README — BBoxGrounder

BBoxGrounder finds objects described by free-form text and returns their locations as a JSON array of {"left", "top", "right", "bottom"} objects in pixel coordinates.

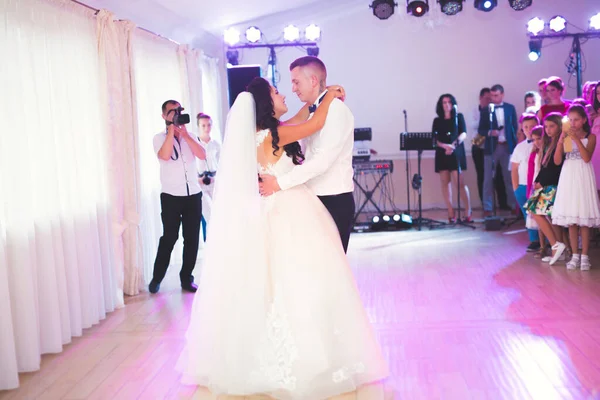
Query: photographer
[
  {"left": 150, "top": 100, "right": 206, "bottom": 294},
  {"left": 196, "top": 113, "right": 220, "bottom": 243}
]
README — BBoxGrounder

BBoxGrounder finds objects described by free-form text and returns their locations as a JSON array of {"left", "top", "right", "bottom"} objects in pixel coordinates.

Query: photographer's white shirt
[{"left": 153, "top": 131, "right": 202, "bottom": 197}]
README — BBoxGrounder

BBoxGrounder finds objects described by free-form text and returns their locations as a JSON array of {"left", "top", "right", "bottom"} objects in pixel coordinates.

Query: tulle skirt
[
  {"left": 177, "top": 184, "right": 389, "bottom": 399},
  {"left": 552, "top": 158, "right": 600, "bottom": 227}
]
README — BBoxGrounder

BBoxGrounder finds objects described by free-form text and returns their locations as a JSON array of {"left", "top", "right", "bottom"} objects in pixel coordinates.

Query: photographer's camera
[
  {"left": 169, "top": 106, "right": 190, "bottom": 126},
  {"left": 199, "top": 171, "right": 215, "bottom": 185}
]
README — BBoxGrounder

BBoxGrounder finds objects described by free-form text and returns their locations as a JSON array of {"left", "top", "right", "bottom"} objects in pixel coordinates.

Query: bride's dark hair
[{"left": 246, "top": 77, "right": 304, "bottom": 165}]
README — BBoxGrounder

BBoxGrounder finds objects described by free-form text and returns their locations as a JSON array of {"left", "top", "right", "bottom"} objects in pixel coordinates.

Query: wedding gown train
[{"left": 177, "top": 129, "right": 389, "bottom": 399}]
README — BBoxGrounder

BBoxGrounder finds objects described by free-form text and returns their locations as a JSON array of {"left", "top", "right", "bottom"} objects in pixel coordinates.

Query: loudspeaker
[
  {"left": 484, "top": 216, "right": 504, "bottom": 231},
  {"left": 227, "top": 65, "right": 261, "bottom": 107}
]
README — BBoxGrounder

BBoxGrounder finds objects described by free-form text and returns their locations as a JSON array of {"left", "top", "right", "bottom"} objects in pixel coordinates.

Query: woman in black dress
[{"left": 433, "top": 94, "right": 472, "bottom": 222}]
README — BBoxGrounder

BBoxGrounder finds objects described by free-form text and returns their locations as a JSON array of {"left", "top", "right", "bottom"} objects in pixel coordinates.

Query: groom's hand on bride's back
[{"left": 259, "top": 174, "right": 280, "bottom": 197}]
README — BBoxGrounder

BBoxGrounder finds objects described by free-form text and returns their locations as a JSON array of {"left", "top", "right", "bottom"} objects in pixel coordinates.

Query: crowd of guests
[{"left": 433, "top": 78, "right": 600, "bottom": 270}]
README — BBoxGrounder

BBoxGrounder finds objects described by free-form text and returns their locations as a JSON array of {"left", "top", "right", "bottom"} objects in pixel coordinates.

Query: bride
[{"left": 177, "top": 77, "right": 389, "bottom": 399}]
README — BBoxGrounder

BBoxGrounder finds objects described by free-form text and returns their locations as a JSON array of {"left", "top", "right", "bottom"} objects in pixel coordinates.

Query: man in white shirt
[
  {"left": 259, "top": 56, "right": 355, "bottom": 253},
  {"left": 150, "top": 100, "right": 206, "bottom": 294},
  {"left": 196, "top": 112, "right": 220, "bottom": 242}
]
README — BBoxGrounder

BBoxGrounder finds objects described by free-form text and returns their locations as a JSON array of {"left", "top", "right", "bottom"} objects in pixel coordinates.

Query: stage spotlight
[
  {"left": 307, "top": 47, "right": 320, "bottom": 57},
  {"left": 528, "top": 39, "right": 542, "bottom": 61},
  {"left": 245, "top": 26, "right": 262, "bottom": 43},
  {"left": 372, "top": 216, "right": 381, "bottom": 223},
  {"left": 527, "top": 17, "right": 545, "bottom": 35},
  {"left": 508, "top": 0, "right": 532, "bottom": 11},
  {"left": 223, "top": 28, "right": 240, "bottom": 46},
  {"left": 393, "top": 214, "right": 401, "bottom": 222},
  {"left": 226, "top": 49, "right": 239, "bottom": 66},
  {"left": 383, "top": 215, "right": 391, "bottom": 222},
  {"left": 549, "top": 16, "right": 567, "bottom": 33},
  {"left": 283, "top": 25, "right": 300, "bottom": 41},
  {"left": 370, "top": 0, "right": 398, "bottom": 20},
  {"left": 474, "top": 0, "right": 496, "bottom": 12},
  {"left": 407, "top": 0, "right": 429, "bottom": 17},
  {"left": 439, "top": 0, "right": 463, "bottom": 15},
  {"left": 305, "top": 24, "right": 321, "bottom": 41},
  {"left": 590, "top": 13, "right": 600, "bottom": 30}
]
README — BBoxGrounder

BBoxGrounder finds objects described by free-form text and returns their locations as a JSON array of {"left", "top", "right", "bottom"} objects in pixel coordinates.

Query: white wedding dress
[{"left": 176, "top": 123, "right": 389, "bottom": 399}]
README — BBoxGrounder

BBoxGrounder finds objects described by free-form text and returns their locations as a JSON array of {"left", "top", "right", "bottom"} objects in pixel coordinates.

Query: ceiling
[{"left": 78, "top": 0, "right": 364, "bottom": 52}]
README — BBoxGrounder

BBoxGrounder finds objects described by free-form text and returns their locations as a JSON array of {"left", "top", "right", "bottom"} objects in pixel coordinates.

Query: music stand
[{"left": 400, "top": 132, "right": 447, "bottom": 231}]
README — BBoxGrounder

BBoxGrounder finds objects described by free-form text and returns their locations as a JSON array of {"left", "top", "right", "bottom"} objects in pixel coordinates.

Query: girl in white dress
[
  {"left": 552, "top": 104, "right": 600, "bottom": 270},
  {"left": 177, "top": 78, "right": 389, "bottom": 400}
]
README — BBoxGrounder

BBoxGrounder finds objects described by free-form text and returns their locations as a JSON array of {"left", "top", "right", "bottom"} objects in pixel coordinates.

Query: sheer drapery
[
  {"left": 0, "top": 0, "right": 119, "bottom": 389},
  {"left": 0, "top": 0, "right": 225, "bottom": 390},
  {"left": 96, "top": 11, "right": 144, "bottom": 296},
  {"left": 200, "top": 53, "right": 225, "bottom": 143}
]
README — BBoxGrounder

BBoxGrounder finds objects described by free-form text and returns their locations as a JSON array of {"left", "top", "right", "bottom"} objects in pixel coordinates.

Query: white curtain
[
  {"left": 200, "top": 53, "right": 225, "bottom": 143},
  {"left": 96, "top": 11, "right": 144, "bottom": 296},
  {"left": 134, "top": 30, "right": 188, "bottom": 282},
  {"left": 0, "top": 0, "right": 120, "bottom": 390}
]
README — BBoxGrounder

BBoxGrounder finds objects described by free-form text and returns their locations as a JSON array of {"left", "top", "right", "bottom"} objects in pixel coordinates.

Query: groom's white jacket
[{"left": 277, "top": 94, "right": 355, "bottom": 196}]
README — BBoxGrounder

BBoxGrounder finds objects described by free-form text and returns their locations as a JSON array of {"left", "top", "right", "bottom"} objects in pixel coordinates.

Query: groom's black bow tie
[{"left": 308, "top": 93, "right": 327, "bottom": 113}]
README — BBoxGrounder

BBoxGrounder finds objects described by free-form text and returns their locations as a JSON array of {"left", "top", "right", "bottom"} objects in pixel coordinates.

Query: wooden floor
[{"left": 2, "top": 215, "right": 600, "bottom": 400}]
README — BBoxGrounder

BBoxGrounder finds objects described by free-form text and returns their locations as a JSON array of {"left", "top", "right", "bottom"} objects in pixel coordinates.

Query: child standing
[
  {"left": 511, "top": 113, "right": 540, "bottom": 251},
  {"left": 552, "top": 105, "right": 600, "bottom": 270}
]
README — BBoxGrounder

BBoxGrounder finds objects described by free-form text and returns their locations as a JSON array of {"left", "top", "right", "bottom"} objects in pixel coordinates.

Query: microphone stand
[
  {"left": 403, "top": 110, "right": 411, "bottom": 216},
  {"left": 484, "top": 103, "right": 505, "bottom": 230},
  {"left": 451, "top": 105, "right": 475, "bottom": 229}
]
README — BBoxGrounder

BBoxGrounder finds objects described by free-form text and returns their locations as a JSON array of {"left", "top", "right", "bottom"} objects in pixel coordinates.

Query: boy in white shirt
[{"left": 511, "top": 113, "right": 540, "bottom": 252}]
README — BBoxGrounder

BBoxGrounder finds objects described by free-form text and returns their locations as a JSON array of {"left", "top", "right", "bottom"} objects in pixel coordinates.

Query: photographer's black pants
[{"left": 152, "top": 192, "right": 202, "bottom": 285}]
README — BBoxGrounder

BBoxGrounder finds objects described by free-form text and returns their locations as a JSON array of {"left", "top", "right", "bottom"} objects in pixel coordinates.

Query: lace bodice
[
  {"left": 256, "top": 129, "right": 295, "bottom": 177},
  {"left": 565, "top": 137, "right": 588, "bottom": 161}
]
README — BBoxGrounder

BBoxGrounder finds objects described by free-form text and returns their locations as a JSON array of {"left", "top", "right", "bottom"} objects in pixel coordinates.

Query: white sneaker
[
  {"left": 580, "top": 255, "right": 591, "bottom": 271},
  {"left": 549, "top": 242, "right": 566, "bottom": 266},
  {"left": 566, "top": 255, "right": 580, "bottom": 270},
  {"left": 542, "top": 253, "right": 566, "bottom": 263}
]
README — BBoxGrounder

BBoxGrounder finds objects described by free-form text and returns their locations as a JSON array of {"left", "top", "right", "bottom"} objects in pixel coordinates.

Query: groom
[{"left": 259, "top": 56, "right": 355, "bottom": 253}]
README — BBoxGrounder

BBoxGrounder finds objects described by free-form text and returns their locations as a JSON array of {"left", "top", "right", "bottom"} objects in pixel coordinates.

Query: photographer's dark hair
[
  {"left": 479, "top": 87, "right": 490, "bottom": 98},
  {"left": 246, "top": 77, "right": 304, "bottom": 165},
  {"left": 162, "top": 100, "right": 179, "bottom": 114},
  {"left": 435, "top": 94, "right": 457, "bottom": 119}
]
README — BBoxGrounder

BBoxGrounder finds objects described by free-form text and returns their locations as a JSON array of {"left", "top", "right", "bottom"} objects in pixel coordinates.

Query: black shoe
[
  {"left": 149, "top": 279, "right": 161, "bottom": 294},
  {"left": 526, "top": 241, "right": 541, "bottom": 252},
  {"left": 181, "top": 282, "right": 198, "bottom": 293}
]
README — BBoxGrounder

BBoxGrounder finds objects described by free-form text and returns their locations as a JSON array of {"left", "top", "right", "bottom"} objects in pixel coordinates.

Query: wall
[{"left": 227, "top": 0, "right": 600, "bottom": 210}]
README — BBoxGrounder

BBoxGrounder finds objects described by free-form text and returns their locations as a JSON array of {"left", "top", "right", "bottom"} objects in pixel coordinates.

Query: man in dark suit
[{"left": 478, "top": 84, "right": 518, "bottom": 215}]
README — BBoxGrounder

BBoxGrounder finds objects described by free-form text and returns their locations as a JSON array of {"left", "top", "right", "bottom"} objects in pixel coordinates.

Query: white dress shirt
[
  {"left": 153, "top": 131, "right": 202, "bottom": 196},
  {"left": 277, "top": 94, "right": 355, "bottom": 196},
  {"left": 495, "top": 103, "right": 506, "bottom": 143},
  {"left": 198, "top": 137, "right": 221, "bottom": 173}
]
